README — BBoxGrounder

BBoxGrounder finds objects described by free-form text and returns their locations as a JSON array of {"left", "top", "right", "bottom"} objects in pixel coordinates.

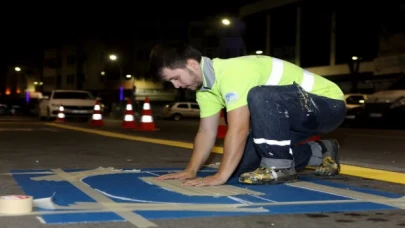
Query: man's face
[{"left": 161, "top": 59, "right": 203, "bottom": 91}]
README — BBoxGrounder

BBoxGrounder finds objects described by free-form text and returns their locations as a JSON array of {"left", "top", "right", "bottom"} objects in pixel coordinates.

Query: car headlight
[{"left": 390, "top": 96, "right": 405, "bottom": 109}]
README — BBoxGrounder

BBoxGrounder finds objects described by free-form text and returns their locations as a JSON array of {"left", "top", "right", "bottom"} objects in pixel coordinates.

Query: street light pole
[
  {"left": 349, "top": 56, "right": 361, "bottom": 93},
  {"left": 220, "top": 17, "right": 246, "bottom": 55},
  {"left": 109, "top": 54, "right": 124, "bottom": 102},
  {"left": 125, "top": 74, "right": 135, "bottom": 103},
  {"left": 13, "top": 66, "right": 22, "bottom": 98},
  {"left": 118, "top": 63, "right": 123, "bottom": 102},
  {"left": 14, "top": 66, "right": 23, "bottom": 101}
]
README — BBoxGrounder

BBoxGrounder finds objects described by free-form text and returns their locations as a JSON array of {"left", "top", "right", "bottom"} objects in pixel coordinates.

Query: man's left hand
[{"left": 181, "top": 174, "right": 227, "bottom": 186}]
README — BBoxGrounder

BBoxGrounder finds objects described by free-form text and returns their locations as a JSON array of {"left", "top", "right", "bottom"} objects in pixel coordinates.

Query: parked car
[
  {"left": 161, "top": 102, "right": 200, "bottom": 120},
  {"left": 344, "top": 93, "right": 368, "bottom": 120},
  {"left": 38, "top": 89, "right": 99, "bottom": 120},
  {"left": 364, "top": 90, "right": 405, "bottom": 122}
]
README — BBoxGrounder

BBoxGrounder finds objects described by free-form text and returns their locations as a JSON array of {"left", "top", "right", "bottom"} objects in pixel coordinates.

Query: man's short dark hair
[{"left": 149, "top": 42, "right": 202, "bottom": 79}]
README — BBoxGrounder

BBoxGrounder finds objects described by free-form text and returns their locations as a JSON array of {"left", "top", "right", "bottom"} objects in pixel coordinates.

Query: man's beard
[
  {"left": 187, "top": 69, "right": 203, "bottom": 91},
  {"left": 187, "top": 84, "right": 201, "bottom": 91}
]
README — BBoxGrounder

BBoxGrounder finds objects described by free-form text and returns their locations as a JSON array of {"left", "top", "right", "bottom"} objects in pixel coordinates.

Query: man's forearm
[
  {"left": 185, "top": 130, "right": 217, "bottom": 173},
  {"left": 216, "top": 130, "right": 248, "bottom": 180}
]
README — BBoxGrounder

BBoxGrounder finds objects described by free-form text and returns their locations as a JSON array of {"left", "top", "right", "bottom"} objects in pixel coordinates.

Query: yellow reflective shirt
[{"left": 196, "top": 55, "right": 344, "bottom": 118}]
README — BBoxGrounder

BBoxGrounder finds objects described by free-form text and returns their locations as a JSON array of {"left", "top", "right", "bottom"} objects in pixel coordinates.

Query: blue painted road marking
[{"left": 9, "top": 167, "right": 403, "bottom": 225}]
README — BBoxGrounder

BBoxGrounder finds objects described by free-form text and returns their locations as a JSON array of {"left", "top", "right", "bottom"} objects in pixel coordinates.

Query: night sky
[
  {"left": 0, "top": 1, "right": 252, "bottom": 67},
  {"left": 0, "top": 1, "right": 402, "bottom": 69}
]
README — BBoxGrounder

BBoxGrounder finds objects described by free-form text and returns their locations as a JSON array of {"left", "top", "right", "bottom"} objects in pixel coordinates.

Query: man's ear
[{"left": 186, "top": 59, "right": 200, "bottom": 71}]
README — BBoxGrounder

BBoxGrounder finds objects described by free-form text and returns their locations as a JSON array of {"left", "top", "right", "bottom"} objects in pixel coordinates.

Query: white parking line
[{"left": 51, "top": 168, "right": 157, "bottom": 227}]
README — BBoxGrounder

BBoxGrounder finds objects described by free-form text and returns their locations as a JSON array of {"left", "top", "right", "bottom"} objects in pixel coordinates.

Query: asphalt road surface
[
  {"left": 0, "top": 116, "right": 404, "bottom": 228},
  {"left": 102, "top": 118, "right": 405, "bottom": 173}
]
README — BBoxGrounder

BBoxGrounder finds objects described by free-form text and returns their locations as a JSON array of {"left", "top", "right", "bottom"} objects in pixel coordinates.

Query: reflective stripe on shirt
[
  {"left": 265, "top": 57, "right": 315, "bottom": 92},
  {"left": 265, "top": 58, "right": 283, "bottom": 85}
]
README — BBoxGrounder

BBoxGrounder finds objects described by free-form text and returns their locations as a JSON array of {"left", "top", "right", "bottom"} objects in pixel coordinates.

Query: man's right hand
[
  {"left": 155, "top": 112, "right": 220, "bottom": 181},
  {"left": 155, "top": 170, "right": 196, "bottom": 180}
]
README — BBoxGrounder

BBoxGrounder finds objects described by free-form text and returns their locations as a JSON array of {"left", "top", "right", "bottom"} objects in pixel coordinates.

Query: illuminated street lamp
[
  {"left": 15, "top": 66, "right": 21, "bottom": 72},
  {"left": 109, "top": 54, "right": 117, "bottom": 61},
  {"left": 256, "top": 50, "right": 263, "bottom": 55},
  {"left": 221, "top": 18, "right": 231, "bottom": 26},
  {"left": 219, "top": 17, "right": 246, "bottom": 55},
  {"left": 109, "top": 54, "right": 124, "bottom": 101},
  {"left": 126, "top": 74, "right": 136, "bottom": 104},
  {"left": 348, "top": 56, "right": 362, "bottom": 93}
]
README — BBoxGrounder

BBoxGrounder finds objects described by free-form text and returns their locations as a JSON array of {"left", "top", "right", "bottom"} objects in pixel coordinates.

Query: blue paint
[
  {"left": 10, "top": 167, "right": 403, "bottom": 225},
  {"left": 41, "top": 212, "right": 124, "bottom": 224},
  {"left": 136, "top": 210, "right": 262, "bottom": 220},
  {"left": 83, "top": 172, "right": 350, "bottom": 204},
  {"left": 12, "top": 174, "right": 97, "bottom": 208}
]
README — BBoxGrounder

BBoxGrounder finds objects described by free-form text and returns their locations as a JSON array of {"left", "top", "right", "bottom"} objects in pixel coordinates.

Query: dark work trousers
[{"left": 233, "top": 83, "right": 346, "bottom": 176}]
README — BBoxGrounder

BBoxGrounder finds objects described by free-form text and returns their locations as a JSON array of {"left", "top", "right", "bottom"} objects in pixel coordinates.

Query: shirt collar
[{"left": 199, "top": 56, "right": 216, "bottom": 91}]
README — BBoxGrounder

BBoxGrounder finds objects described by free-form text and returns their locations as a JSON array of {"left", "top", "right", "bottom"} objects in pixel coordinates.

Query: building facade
[
  {"left": 40, "top": 19, "right": 194, "bottom": 106},
  {"left": 4, "top": 65, "right": 41, "bottom": 101},
  {"left": 240, "top": 0, "right": 405, "bottom": 93},
  {"left": 42, "top": 40, "right": 177, "bottom": 104}
]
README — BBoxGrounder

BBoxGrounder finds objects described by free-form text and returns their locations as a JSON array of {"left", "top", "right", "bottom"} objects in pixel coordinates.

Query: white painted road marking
[{"left": 51, "top": 168, "right": 157, "bottom": 228}]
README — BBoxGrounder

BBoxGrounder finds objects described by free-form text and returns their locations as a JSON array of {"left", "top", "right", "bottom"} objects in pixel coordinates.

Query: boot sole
[{"left": 239, "top": 175, "right": 298, "bottom": 185}]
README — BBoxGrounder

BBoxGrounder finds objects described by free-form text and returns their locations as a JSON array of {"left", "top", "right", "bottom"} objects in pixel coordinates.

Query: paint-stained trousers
[{"left": 233, "top": 83, "right": 346, "bottom": 176}]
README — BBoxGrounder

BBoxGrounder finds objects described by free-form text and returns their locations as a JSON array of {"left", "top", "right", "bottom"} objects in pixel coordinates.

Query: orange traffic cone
[
  {"left": 122, "top": 99, "right": 137, "bottom": 129},
  {"left": 217, "top": 109, "right": 227, "bottom": 138},
  {"left": 89, "top": 100, "right": 104, "bottom": 127},
  {"left": 136, "top": 97, "right": 159, "bottom": 131},
  {"left": 55, "top": 104, "right": 65, "bottom": 122}
]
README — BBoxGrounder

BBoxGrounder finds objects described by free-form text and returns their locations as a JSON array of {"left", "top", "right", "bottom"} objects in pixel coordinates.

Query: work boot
[
  {"left": 239, "top": 166, "right": 298, "bottom": 184},
  {"left": 314, "top": 139, "right": 340, "bottom": 176}
]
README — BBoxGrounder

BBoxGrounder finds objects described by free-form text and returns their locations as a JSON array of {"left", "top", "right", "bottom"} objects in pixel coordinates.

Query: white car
[
  {"left": 38, "top": 90, "right": 98, "bottom": 120},
  {"left": 344, "top": 94, "right": 368, "bottom": 120},
  {"left": 365, "top": 90, "right": 405, "bottom": 120},
  {"left": 161, "top": 102, "right": 200, "bottom": 120}
]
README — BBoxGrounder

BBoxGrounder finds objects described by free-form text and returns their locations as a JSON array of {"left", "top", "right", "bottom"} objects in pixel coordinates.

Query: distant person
[{"left": 149, "top": 42, "right": 346, "bottom": 186}]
